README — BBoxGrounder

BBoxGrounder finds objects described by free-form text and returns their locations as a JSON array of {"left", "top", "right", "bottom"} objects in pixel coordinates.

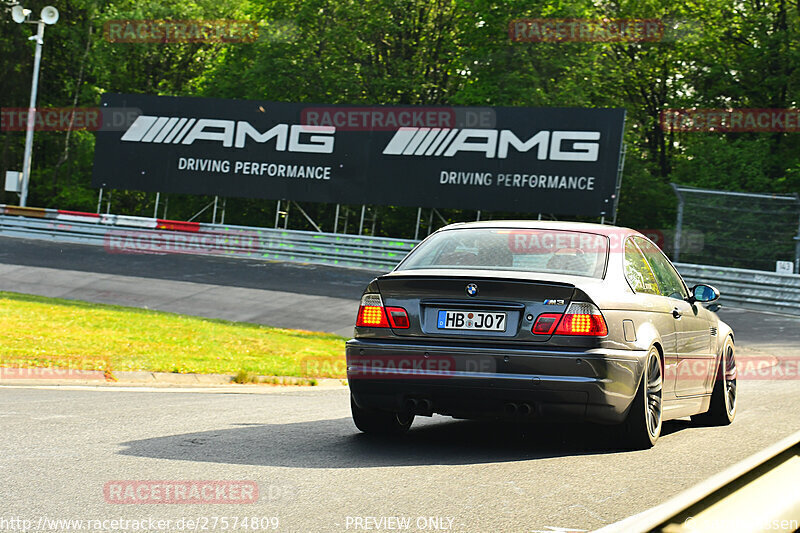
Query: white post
[
  {"left": 212, "top": 195, "right": 218, "bottom": 224},
  {"left": 333, "top": 204, "right": 340, "bottom": 233},
  {"left": 153, "top": 192, "right": 160, "bottom": 219},
  {"left": 19, "top": 21, "right": 46, "bottom": 207},
  {"left": 671, "top": 184, "right": 684, "bottom": 261},
  {"left": 794, "top": 209, "right": 800, "bottom": 274},
  {"left": 414, "top": 207, "right": 422, "bottom": 240},
  {"left": 96, "top": 188, "right": 103, "bottom": 214},
  {"left": 358, "top": 205, "right": 366, "bottom": 235}
]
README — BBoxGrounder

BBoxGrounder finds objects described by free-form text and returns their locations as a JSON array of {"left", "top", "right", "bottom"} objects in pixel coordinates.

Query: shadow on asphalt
[{"left": 117, "top": 417, "right": 697, "bottom": 468}]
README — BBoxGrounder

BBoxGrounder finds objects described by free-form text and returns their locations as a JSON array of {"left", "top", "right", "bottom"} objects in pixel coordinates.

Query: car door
[
  {"left": 623, "top": 238, "right": 679, "bottom": 398},
  {"left": 634, "top": 237, "right": 714, "bottom": 397}
]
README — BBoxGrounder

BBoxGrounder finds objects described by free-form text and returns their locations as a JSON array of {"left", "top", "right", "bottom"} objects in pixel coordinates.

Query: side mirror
[{"left": 690, "top": 284, "right": 720, "bottom": 303}]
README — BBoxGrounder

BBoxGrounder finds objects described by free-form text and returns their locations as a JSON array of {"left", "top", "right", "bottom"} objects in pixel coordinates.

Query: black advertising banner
[{"left": 92, "top": 93, "right": 626, "bottom": 216}]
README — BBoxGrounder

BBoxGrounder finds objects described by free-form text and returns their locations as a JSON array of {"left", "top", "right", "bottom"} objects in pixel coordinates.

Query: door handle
[{"left": 672, "top": 308, "right": 682, "bottom": 319}]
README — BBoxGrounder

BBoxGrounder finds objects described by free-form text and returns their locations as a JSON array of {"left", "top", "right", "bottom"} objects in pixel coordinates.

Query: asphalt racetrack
[{"left": 1, "top": 235, "right": 799, "bottom": 532}]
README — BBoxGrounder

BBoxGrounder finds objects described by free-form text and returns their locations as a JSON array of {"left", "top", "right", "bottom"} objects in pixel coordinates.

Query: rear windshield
[{"left": 397, "top": 228, "right": 608, "bottom": 278}]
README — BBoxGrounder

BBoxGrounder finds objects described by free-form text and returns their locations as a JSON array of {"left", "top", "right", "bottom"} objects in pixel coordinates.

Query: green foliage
[{"left": 1, "top": 0, "right": 799, "bottom": 257}]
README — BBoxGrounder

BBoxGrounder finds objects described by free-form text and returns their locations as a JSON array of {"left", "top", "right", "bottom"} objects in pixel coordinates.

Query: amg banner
[{"left": 92, "top": 93, "right": 626, "bottom": 216}]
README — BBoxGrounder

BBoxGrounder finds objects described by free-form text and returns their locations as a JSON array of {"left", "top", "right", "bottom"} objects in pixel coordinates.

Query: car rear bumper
[{"left": 346, "top": 339, "right": 647, "bottom": 424}]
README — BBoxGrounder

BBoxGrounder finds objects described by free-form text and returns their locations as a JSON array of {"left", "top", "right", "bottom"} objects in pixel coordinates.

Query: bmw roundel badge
[{"left": 466, "top": 283, "right": 478, "bottom": 297}]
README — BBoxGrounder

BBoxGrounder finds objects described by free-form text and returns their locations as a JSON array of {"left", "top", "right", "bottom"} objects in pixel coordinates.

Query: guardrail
[
  {"left": 2, "top": 206, "right": 799, "bottom": 315},
  {"left": 676, "top": 262, "right": 800, "bottom": 316},
  {"left": 0, "top": 205, "right": 416, "bottom": 271},
  {"left": 595, "top": 429, "right": 800, "bottom": 532}
]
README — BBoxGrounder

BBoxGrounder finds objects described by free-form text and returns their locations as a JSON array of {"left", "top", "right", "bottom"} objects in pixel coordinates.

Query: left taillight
[{"left": 356, "top": 294, "right": 409, "bottom": 329}]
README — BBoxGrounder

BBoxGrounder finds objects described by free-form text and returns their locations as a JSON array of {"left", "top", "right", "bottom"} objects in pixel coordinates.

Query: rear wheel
[
  {"left": 351, "top": 395, "right": 414, "bottom": 435},
  {"left": 692, "top": 337, "right": 736, "bottom": 426},
  {"left": 622, "top": 346, "right": 663, "bottom": 449}
]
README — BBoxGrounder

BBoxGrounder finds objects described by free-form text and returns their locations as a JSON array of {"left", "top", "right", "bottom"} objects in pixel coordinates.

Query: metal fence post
[
  {"left": 333, "top": 204, "right": 340, "bottom": 233},
  {"left": 153, "top": 192, "right": 160, "bottom": 219},
  {"left": 414, "top": 207, "right": 422, "bottom": 240},
  {"left": 795, "top": 206, "right": 800, "bottom": 274},
  {"left": 671, "top": 183, "right": 684, "bottom": 261},
  {"left": 358, "top": 205, "right": 366, "bottom": 235},
  {"left": 611, "top": 143, "right": 627, "bottom": 226},
  {"left": 96, "top": 188, "right": 103, "bottom": 214}
]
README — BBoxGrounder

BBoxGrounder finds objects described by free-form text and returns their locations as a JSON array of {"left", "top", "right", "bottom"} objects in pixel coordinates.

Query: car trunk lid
[{"left": 375, "top": 273, "right": 575, "bottom": 341}]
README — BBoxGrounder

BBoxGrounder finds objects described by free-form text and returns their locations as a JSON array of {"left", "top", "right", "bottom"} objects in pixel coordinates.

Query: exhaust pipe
[
  {"left": 404, "top": 398, "right": 418, "bottom": 411},
  {"left": 419, "top": 399, "right": 433, "bottom": 413},
  {"left": 504, "top": 403, "right": 518, "bottom": 416},
  {"left": 518, "top": 403, "right": 532, "bottom": 416}
]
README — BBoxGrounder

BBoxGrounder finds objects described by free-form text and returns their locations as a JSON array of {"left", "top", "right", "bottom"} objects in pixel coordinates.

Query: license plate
[{"left": 437, "top": 310, "right": 506, "bottom": 331}]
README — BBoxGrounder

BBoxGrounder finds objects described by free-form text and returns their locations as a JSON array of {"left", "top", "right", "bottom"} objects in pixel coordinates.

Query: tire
[
  {"left": 622, "top": 346, "right": 663, "bottom": 449},
  {"left": 350, "top": 395, "right": 414, "bottom": 435},
  {"left": 692, "top": 337, "right": 736, "bottom": 426}
]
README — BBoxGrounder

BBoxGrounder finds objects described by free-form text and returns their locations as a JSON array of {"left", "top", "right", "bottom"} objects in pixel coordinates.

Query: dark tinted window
[{"left": 398, "top": 228, "right": 608, "bottom": 278}]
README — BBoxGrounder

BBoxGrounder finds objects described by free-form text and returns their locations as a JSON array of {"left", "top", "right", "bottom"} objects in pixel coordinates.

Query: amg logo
[
  {"left": 120, "top": 116, "right": 335, "bottom": 153},
  {"left": 382, "top": 127, "right": 601, "bottom": 161}
]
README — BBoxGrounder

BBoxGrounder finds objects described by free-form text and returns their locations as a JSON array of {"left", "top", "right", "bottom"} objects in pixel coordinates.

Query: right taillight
[
  {"left": 532, "top": 302, "right": 608, "bottom": 336},
  {"left": 555, "top": 302, "right": 607, "bottom": 336}
]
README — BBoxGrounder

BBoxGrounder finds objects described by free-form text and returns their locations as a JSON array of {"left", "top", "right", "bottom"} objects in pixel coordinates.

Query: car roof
[{"left": 436, "top": 220, "right": 640, "bottom": 237}]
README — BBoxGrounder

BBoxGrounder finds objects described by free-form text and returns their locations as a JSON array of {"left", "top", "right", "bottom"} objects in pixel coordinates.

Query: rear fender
[{"left": 630, "top": 321, "right": 665, "bottom": 394}]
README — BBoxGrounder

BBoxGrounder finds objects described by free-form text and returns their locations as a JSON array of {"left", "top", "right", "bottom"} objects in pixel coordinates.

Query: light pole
[{"left": 10, "top": 4, "right": 59, "bottom": 207}]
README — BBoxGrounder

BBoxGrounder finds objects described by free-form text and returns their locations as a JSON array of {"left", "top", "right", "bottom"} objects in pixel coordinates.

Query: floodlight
[
  {"left": 40, "top": 6, "right": 59, "bottom": 25},
  {"left": 11, "top": 5, "right": 31, "bottom": 23}
]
